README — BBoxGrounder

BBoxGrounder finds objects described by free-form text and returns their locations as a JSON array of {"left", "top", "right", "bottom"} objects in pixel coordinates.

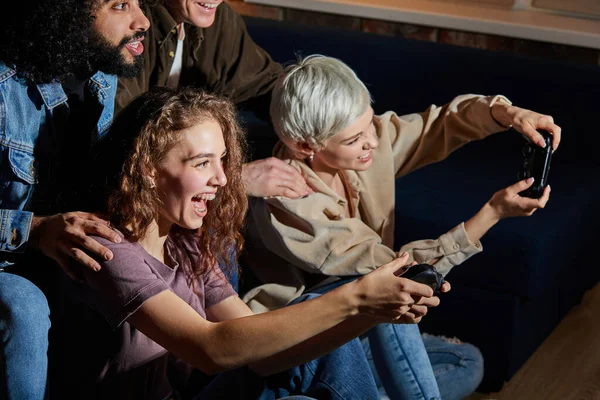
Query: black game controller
[
  {"left": 517, "top": 130, "right": 553, "bottom": 198},
  {"left": 400, "top": 264, "right": 445, "bottom": 294}
]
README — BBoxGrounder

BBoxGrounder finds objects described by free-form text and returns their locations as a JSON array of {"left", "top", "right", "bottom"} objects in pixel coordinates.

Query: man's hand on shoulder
[
  {"left": 242, "top": 157, "right": 312, "bottom": 199},
  {"left": 29, "top": 212, "right": 122, "bottom": 281}
]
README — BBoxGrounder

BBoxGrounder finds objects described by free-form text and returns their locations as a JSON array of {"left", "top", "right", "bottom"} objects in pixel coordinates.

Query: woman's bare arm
[{"left": 128, "top": 255, "right": 437, "bottom": 376}]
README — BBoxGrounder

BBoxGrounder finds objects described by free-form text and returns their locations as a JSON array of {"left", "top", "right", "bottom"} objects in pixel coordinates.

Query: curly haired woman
[{"left": 56, "top": 86, "right": 444, "bottom": 399}]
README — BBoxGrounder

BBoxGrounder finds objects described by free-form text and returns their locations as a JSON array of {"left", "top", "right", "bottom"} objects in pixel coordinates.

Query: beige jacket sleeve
[
  {"left": 379, "top": 94, "right": 511, "bottom": 178},
  {"left": 397, "top": 223, "right": 482, "bottom": 277},
  {"left": 252, "top": 194, "right": 396, "bottom": 276},
  {"left": 254, "top": 197, "right": 482, "bottom": 278}
]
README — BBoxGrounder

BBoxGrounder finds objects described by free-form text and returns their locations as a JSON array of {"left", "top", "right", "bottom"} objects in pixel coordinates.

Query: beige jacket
[{"left": 242, "top": 94, "right": 511, "bottom": 313}]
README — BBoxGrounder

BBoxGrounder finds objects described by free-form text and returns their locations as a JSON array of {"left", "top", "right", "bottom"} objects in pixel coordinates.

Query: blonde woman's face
[
  {"left": 154, "top": 119, "right": 227, "bottom": 231},
  {"left": 312, "top": 107, "right": 378, "bottom": 172}
]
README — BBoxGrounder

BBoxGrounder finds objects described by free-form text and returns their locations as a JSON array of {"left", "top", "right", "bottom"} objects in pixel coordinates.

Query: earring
[{"left": 309, "top": 152, "right": 314, "bottom": 162}]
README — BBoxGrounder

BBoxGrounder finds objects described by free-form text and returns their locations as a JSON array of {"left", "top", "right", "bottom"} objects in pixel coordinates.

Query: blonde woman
[{"left": 242, "top": 55, "right": 560, "bottom": 400}]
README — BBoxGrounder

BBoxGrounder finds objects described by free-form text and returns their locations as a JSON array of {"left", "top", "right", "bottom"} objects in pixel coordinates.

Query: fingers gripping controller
[
  {"left": 401, "top": 264, "right": 445, "bottom": 295},
  {"left": 517, "top": 130, "right": 553, "bottom": 199}
]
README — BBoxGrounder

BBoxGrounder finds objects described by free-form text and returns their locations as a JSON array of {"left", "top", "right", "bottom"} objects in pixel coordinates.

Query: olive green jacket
[{"left": 116, "top": 3, "right": 282, "bottom": 121}]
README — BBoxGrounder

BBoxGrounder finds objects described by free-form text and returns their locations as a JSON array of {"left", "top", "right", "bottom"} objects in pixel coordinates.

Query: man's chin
[
  {"left": 98, "top": 56, "right": 143, "bottom": 78},
  {"left": 118, "top": 61, "right": 143, "bottom": 79}
]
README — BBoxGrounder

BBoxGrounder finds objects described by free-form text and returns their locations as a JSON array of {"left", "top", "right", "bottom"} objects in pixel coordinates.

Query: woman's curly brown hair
[{"left": 89, "top": 86, "right": 247, "bottom": 282}]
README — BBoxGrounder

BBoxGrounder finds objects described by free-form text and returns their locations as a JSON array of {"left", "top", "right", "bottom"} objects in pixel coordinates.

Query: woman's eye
[
  {"left": 346, "top": 134, "right": 362, "bottom": 146},
  {"left": 195, "top": 161, "right": 209, "bottom": 169},
  {"left": 113, "top": 2, "right": 129, "bottom": 11}
]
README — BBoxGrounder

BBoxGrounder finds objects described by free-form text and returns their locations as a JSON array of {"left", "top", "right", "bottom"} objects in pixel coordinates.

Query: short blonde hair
[{"left": 270, "top": 55, "right": 372, "bottom": 150}]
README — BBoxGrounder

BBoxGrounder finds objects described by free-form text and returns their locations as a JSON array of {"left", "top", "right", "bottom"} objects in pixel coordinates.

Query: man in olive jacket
[{"left": 117, "top": 1, "right": 311, "bottom": 199}]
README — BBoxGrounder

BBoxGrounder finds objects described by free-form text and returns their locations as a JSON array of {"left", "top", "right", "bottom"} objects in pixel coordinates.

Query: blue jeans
[
  {"left": 362, "top": 329, "right": 484, "bottom": 400},
  {"left": 362, "top": 324, "right": 440, "bottom": 400},
  {"left": 0, "top": 271, "right": 51, "bottom": 400},
  {"left": 309, "top": 277, "right": 483, "bottom": 400},
  {"left": 221, "top": 244, "right": 239, "bottom": 293},
  {"left": 421, "top": 334, "right": 484, "bottom": 400},
  {"left": 193, "top": 307, "right": 380, "bottom": 399}
]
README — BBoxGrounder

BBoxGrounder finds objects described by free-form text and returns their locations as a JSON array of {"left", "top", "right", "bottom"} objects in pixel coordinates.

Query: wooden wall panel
[{"left": 533, "top": 0, "right": 600, "bottom": 17}]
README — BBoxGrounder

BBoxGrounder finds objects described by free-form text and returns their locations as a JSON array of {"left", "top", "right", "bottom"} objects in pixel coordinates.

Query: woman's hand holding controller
[
  {"left": 487, "top": 178, "right": 551, "bottom": 219},
  {"left": 464, "top": 178, "right": 551, "bottom": 244},
  {"left": 491, "top": 102, "right": 562, "bottom": 150},
  {"left": 347, "top": 253, "right": 441, "bottom": 324}
]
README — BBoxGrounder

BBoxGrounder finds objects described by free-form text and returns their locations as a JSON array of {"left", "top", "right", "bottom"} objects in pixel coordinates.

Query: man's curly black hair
[{"left": 0, "top": 0, "right": 159, "bottom": 84}]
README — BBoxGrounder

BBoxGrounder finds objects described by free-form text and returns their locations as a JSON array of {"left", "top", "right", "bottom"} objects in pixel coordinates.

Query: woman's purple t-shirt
[{"left": 70, "top": 233, "right": 236, "bottom": 399}]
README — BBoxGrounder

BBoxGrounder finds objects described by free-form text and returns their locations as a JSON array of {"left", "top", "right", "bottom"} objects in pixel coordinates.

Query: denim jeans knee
[
  {"left": 0, "top": 272, "right": 51, "bottom": 400},
  {"left": 422, "top": 333, "right": 484, "bottom": 400},
  {"left": 364, "top": 323, "right": 441, "bottom": 400}
]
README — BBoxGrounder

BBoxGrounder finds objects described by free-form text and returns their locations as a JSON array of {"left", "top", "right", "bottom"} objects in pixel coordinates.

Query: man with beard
[
  {"left": 116, "top": 0, "right": 313, "bottom": 201},
  {"left": 0, "top": 1, "right": 150, "bottom": 399}
]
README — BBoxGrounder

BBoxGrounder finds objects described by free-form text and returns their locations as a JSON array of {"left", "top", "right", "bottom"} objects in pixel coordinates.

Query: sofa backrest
[{"left": 244, "top": 16, "right": 600, "bottom": 166}]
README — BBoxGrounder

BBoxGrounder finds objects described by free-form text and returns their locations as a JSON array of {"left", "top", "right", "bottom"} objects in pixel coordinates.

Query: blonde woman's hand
[
  {"left": 487, "top": 178, "right": 551, "bottom": 220},
  {"left": 491, "top": 103, "right": 561, "bottom": 150}
]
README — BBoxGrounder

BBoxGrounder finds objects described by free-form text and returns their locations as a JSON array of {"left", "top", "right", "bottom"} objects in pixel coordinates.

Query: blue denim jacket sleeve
[
  {"left": 0, "top": 64, "right": 39, "bottom": 257},
  {"left": 0, "top": 209, "right": 32, "bottom": 252},
  {"left": 0, "top": 65, "right": 117, "bottom": 262}
]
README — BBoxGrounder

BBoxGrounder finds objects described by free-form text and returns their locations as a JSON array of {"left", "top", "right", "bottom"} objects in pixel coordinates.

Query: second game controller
[{"left": 400, "top": 263, "right": 445, "bottom": 294}]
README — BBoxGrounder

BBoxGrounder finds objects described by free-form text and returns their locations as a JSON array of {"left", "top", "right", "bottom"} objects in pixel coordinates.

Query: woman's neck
[
  {"left": 310, "top": 158, "right": 339, "bottom": 189},
  {"left": 138, "top": 219, "right": 172, "bottom": 263},
  {"left": 310, "top": 160, "right": 350, "bottom": 207}
]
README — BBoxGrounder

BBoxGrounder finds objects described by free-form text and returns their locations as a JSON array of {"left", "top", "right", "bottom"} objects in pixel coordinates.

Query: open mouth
[
  {"left": 124, "top": 39, "right": 144, "bottom": 56},
  {"left": 191, "top": 193, "right": 216, "bottom": 215},
  {"left": 198, "top": 2, "right": 220, "bottom": 10},
  {"left": 359, "top": 151, "right": 372, "bottom": 162}
]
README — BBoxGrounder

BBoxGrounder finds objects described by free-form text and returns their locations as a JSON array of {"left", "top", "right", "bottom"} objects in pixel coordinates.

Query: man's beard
[{"left": 88, "top": 31, "right": 145, "bottom": 78}]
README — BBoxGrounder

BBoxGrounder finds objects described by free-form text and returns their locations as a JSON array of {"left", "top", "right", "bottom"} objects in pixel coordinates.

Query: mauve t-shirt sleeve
[
  {"left": 203, "top": 264, "right": 237, "bottom": 308},
  {"left": 81, "top": 239, "right": 169, "bottom": 329}
]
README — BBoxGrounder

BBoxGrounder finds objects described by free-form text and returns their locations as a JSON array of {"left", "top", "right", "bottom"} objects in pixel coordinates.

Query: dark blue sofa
[{"left": 241, "top": 15, "right": 600, "bottom": 391}]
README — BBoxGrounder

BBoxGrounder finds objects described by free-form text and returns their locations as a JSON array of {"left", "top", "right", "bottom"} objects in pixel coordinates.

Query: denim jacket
[{"left": 0, "top": 61, "right": 117, "bottom": 261}]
